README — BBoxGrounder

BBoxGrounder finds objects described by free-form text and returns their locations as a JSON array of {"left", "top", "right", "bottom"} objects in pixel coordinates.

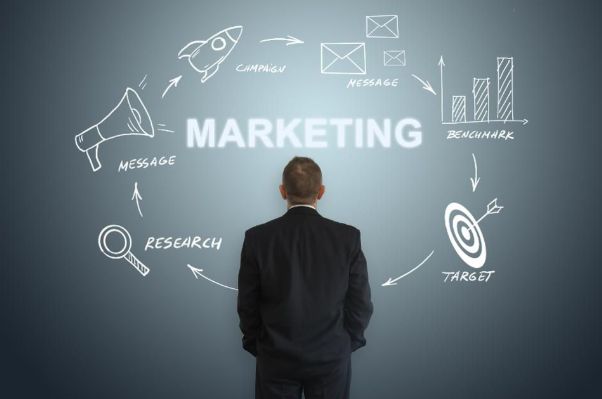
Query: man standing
[{"left": 237, "top": 156, "right": 373, "bottom": 399}]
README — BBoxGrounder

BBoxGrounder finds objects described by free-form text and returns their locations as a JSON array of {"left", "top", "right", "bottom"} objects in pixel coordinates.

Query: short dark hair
[{"left": 282, "top": 156, "right": 322, "bottom": 205}]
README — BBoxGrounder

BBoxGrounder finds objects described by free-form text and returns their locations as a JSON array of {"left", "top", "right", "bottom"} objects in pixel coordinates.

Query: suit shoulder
[
  {"left": 244, "top": 215, "right": 285, "bottom": 236},
  {"left": 319, "top": 216, "right": 360, "bottom": 235}
]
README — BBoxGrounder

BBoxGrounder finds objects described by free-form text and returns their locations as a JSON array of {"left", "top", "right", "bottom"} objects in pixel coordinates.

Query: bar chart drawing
[{"left": 440, "top": 56, "right": 528, "bottom": 125}]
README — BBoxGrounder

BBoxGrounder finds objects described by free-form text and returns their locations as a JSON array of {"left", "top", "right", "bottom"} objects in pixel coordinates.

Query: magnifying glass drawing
[{"left": 98, "top": 224, "right": 150, "bottom": 276}]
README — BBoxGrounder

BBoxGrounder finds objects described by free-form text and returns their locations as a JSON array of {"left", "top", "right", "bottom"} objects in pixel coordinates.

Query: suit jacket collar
[{"left": 285, "top": 205, "right": 320, "bottom": 216}]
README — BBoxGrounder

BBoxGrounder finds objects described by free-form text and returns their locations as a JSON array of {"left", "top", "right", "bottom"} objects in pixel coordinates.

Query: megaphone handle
[{"left": 86, "top": 145, "right": 102, "bottom": 172}]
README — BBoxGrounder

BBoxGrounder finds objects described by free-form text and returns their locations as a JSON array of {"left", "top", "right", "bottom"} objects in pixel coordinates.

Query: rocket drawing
[{"left": 178, "top": 26, "right": 243, "bottom": 83}]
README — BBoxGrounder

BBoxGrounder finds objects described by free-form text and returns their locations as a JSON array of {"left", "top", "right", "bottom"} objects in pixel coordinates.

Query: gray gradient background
[{"left": 2, "top": 0, "right": 601, "bottom": 398}]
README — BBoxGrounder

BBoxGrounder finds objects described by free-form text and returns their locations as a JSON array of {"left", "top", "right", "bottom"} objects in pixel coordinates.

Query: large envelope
[
  {"left": 366, "top": 15, "right": 399, "bottom": 38},
  {"left": 321, "top": 43, "right": 366, "bottom": 75},
  {"left": 384, "top": 50, "right": 406, "bottom": 66}
]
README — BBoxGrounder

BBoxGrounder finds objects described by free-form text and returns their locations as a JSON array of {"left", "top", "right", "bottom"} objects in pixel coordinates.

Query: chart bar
[
  {"left": 497, "top": 57, "right": 514, "bottom": 121},
  {"left": 452, "top": 96, "right": 467, "bottom": 123},
  {"left": 473, "top": 78, "right": 490, "bottom": 122}
]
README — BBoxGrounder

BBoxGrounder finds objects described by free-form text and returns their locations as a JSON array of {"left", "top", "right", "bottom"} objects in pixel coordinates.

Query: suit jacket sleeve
[
  {"left": 344, "top": 228, "right": 374, "bottom": 352},
  {"left": 237, "top": 230, "right": 262, "bottom": 357}
]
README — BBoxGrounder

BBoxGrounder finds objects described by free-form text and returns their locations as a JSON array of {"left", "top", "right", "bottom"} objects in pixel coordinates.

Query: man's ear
[
  {"left": 317, "top": 185, "right": 325, "bottom": 200},
  {"left": 279, "top": 184, "right": 287, "bottom": 199}
]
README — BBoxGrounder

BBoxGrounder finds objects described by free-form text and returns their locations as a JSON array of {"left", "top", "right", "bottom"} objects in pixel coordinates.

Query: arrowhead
[
  {"left": 438, "top": 56, "right": 445, "bottom": 67},
  {"left": 286, "top": 35, "right": 304, "bottom": 45},
  {"left": 424, "top": 81, "right": 437, "bottom": 96},
  {"left": 470, "top": 177, "right": 480, "bottom": 192},
  {"left": 131, "top": 182, "right": 142, "bottom": 200},
  {"left": 186, "top": 264, "right": 203, "bottom": 279},
  {"left": 381, "top": 278, "right": 397, "bottom": 287},
  {"left": 522, "top": 119, "right": 528, "bottom": 125},
  {"left": 170, "top": 75, "right": 183, "bottom": 86}
]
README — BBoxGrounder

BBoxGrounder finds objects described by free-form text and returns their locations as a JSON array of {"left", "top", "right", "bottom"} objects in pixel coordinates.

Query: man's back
[
  {"left": 237, "top": 155, "right": 373, "bottom": 398},
  {"left": 237, "top": 205, "right": 373, "bottom": 366}
]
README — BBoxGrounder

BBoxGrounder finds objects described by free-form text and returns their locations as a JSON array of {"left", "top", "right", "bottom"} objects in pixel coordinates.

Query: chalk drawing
[
  {"left": 132, "top": 182, "right": 143, "bottom": 218},
  {"left": 384, "top": 50, "right": 406, "bottom": 67},
  {"left": 98, "top": 225, "right": 150, "bottom": 276},
  {"left": 74, "top": 87, "right": 154, "bottom": 172},
  {"left": 259, "top": 35, "right": 303, "bottom": 46},
  {"left": 473, "top": 78, "right": 490, "bottom": 122},
  {"left": 382, "top": 250, "right": 435, "bottom": 286},
  {"left": 411, "top": 74, "right": 436, "bottom": 95},
  {"left": 161, "top": 75, "right": 182, "bottom": 99},
  {"left": 444, "top": 199, "right": 503, "bottom": 269},
  {"left": 439, "top": 56, "right": 445, "bottom": 122},
  {"left": 138, "top": 74, "right": 148, "bottom": 90},
  {"left": 440, "top": 56, "right": 528, "bottom": 125},
  {"left": 178, "top": 26, "right": 243, "bottom": 83},
  {"left": 155, "top": 122, "right": 174, "bottom": 133},
  {"left": 366, "top": 15, "right": 399, "bottom": 38},
  {"left": 187, "top": 264, "right": 238, "bottom": 291},
  {"left": 470, "top": 153, "right": 480, "bottom": 192},
  {"left": 320, "top": 43, "right": 366, "bottom": 75},
  {"left": 497, "top": 57, "right": 515, "bottom": 121}
]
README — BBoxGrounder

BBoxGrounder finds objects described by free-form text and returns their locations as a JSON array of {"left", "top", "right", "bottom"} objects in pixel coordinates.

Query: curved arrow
[
  {"left": 411, "top": 74, "right": 436, "bottom": 95},
  {"left": 382, "top": 250, "right": 435, "bottom": 287},
  {"left": 259, "top": 35, "right": 304, "bottom": 46},
  {"left": 162, "top": 75, "right": 182, "bottom": 99},
  {"left": 470, "top": 153, "right": 480, "bottom": 192},
  {"left": 131, "top": 182, "right": 143, "bottom": 218},
  {"left": 187, "top": 264, "right": 238, "bottom": 291}
]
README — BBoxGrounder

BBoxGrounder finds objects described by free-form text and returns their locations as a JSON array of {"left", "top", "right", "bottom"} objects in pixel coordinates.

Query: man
[{"left": 237, "top": 156, "right": 373, "bottom": 399}]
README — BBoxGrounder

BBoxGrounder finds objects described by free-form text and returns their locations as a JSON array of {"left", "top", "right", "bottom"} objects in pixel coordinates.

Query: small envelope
[
  {"left": 384, "top": 50, "right": 406, "bottom": 66},
  {"left": 321, "top": 43, "right": 367, "bottom": 75},
  {"left": 366, "top": 15, "right": 399, "bottom": 38}
]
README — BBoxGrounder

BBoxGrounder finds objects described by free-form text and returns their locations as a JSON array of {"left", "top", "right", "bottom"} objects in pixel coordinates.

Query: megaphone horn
[{"left": 75, "top": 87, "right": 154, "bottom": 172}]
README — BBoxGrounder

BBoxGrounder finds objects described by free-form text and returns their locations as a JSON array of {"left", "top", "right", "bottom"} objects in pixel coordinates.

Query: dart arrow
[
  {"left": 187, "top": 264, "right": 238, "bottom": 291},
  {"left": 132, "top": 182, "right": 143, "bottom": 218},
  {"left": 471, "top": 198, "right": 503, "bottom": 230},
  {"left": 470, "top": 153, "right": 480, "bottom": 192},
  {"left": 484, "top": 198, "right": 504, "bottom": 215}
]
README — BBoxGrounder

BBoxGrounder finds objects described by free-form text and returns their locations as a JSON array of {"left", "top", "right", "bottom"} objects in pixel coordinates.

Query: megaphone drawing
[{"left": 75, "top": 87, "right": 154, "bottom": 172}]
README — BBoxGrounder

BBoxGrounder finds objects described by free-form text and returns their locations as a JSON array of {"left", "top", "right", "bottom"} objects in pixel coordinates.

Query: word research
[{"left": 186, "top": 118, "right": 423, "bottom": 149}]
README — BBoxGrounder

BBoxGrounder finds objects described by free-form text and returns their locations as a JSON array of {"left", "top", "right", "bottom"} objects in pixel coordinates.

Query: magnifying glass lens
[
  {"left": 98, "top": 225, "right": 131, "bottom": 259},
  {"left": 105, "top": 231, "right": 128, "bottom": 254}
]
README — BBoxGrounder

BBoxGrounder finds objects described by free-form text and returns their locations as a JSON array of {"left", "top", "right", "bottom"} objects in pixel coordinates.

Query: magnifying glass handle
[{"left": 124, "top": 251, "right": 150, "bottom": 276}]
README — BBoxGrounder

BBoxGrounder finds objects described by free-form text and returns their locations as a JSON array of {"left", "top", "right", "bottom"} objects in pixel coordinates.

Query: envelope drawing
[
  {"left": 320, "top": 43, "right": 366, "bottom": 75},
  {"left": 384, "top": 50, "right": 406, "bottom": 66},
  {"left": 366, "top": 15, "right": 399, "bottom": 38}
]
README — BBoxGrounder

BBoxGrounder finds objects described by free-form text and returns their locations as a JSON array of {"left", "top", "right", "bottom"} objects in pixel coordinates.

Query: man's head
[{"left": 280, "top": 156, "right": 325, "bottom": 207}]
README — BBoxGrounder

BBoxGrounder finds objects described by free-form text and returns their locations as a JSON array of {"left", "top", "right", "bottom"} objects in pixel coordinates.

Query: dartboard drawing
[{"left": 444, "top": 202, "right": 487, "bottom": 268}]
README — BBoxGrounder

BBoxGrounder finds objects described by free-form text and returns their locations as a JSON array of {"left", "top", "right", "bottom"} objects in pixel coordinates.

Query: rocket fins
[
  {"left": 201, "top": 63, "right": 220, "bottom": 83},
  {"left": 178, "top": 40, "right": 206, "bottom": 59}
]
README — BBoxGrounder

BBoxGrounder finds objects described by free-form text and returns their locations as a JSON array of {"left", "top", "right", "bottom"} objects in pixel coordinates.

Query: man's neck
[{"left": 287, "top": 203, "right": 316, "bottom": 210}]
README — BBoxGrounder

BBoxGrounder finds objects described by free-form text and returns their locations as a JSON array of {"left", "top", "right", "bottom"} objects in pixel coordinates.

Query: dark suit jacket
[{"left": 237, "top": 205, "right": 373, "bottom": 364}]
